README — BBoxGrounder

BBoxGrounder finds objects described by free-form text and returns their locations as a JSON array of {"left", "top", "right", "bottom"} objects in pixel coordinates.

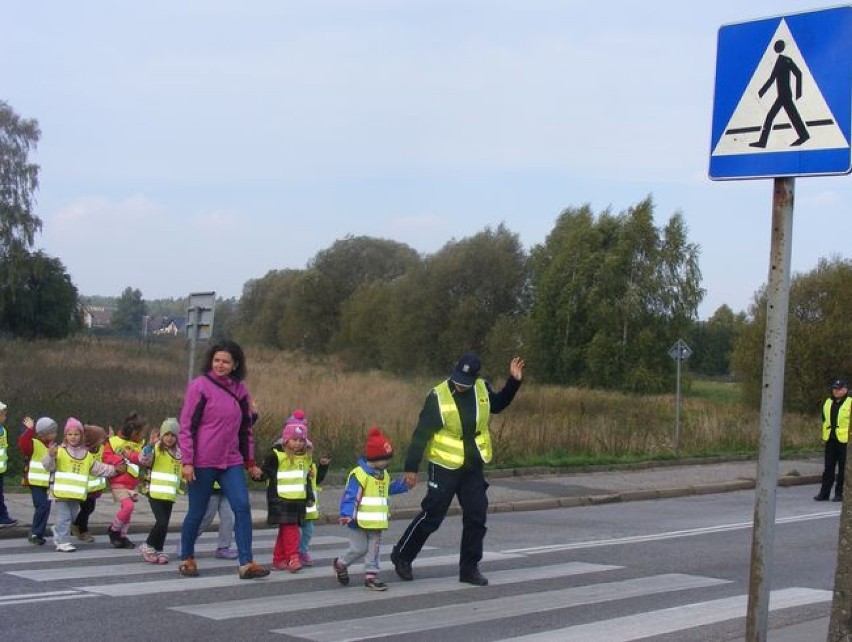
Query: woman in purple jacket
[{"left": 177, "top": 340, "right": 269, "bottom": 580}]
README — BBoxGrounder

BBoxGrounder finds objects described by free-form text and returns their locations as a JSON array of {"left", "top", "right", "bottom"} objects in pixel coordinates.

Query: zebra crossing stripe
[
  {"left": 80, "top": 551, "right": 527, "bottom": 598},
  {"left": 171, "top": 561, "right": 620, "bottom": 621},
  {"left": 272, "top": 573, "right": 731, "bottom": 641},
  {"left": 0, "top": 589, "right": 97, "bottom": 606},
  {"left": 498, "top": 587, "right": 831, "bottom": 641}
]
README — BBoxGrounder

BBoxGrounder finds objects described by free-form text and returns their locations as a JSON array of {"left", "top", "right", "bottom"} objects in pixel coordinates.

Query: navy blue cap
[
  {"left": 451, "top": 352, "right": 481, "bottom": 387},
  {"left": 831, "top": 379, "right": 847, "bottom": 389}
]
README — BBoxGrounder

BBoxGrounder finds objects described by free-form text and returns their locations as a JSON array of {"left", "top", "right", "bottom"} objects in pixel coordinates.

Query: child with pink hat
[{"left": 259, "top": 409, "right": 315, "bottom": 572}]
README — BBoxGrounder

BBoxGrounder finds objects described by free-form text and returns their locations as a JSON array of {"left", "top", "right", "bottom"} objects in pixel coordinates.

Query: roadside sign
[
  {"left": 669, "top": 339, "right": 692, "bottom": 362},
  {"left": 186, "top": 291, "right": 216, "bottom": 341},
  {"left": 710, "top": 6, "right": 852, "bottom": 179}
]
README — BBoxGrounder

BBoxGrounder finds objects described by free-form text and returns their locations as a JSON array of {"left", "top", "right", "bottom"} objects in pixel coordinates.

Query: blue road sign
[{"left": 710, "top": 6, "right": 852, "bottom": 180}]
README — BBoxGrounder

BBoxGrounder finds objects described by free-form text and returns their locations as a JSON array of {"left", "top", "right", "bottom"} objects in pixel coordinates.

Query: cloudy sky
[{"left": 4, "top": 1, "right": 850, "bottom": 319}]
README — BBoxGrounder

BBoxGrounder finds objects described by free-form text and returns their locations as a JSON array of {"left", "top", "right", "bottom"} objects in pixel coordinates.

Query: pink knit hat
[
  {"left": 281, "top": 409, "right": 309, "bottom": 443},
  {"left": 64, "top": 417, "right": 84, "bottom": 435}
]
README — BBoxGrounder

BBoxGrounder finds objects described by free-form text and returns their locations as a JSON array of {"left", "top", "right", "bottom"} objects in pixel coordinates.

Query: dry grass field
[{"left": 0, "top": 337, "right": 819, "bottom": 479}]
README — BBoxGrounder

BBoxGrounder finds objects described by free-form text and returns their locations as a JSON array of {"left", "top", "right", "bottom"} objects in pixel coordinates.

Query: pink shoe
[
  {"left": 157, "top": 552, "right": 169, "bottom": 565},
  {"left": 272, "top": 560, "right": 289, "bottom": 571},
  {"left": 299, "top": 552, "right": 314, "bottom": 566}
]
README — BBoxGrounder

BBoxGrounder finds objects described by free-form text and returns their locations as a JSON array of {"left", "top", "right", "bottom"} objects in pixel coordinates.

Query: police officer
[
  {"left": 815, "top": 378, "right": 850, "bottom": 502},
  {"left": 391, "top": 352, "right": 524, "bottom": 586}
]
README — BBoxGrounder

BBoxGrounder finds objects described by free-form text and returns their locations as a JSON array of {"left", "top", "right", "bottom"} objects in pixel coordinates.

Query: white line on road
[
  {"left": 504, "top": 511, "right": 840, "bottom": 554},
  {"left": 272, "top": 573, "right": 730, "bottom": 641},
  {"left": 171, "top": 561, "right": 620, "bottom": 620},
  {"left": 498, "top": 587, "right": 831, "bottom": 641}
]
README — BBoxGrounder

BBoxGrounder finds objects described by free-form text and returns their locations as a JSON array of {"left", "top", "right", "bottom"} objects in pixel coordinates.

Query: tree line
[{"left": 2, "top": 100, "right": 847, "bottom": 410}]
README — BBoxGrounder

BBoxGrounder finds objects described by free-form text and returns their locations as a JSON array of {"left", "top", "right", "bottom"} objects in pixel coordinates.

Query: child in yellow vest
[
  {"left": 0, "top": 401, "right": 19, "bottom": 527},
  {"left": 43, "top": 418, "right": 124, "bottom": 552},
  {"left": 334, "top": 426, "right": 408, "bottom": 591},
  {"left": 139, "top": 418, "right": 182, "bottom": 564},
  {"left": 102, "top": 412, "right": 148, "bottom": 548},
  {"left": 18, "top": 416, "right": 58, "bottom": 545},
  {"left": 260, "top": 410, "right": 314, "bottom": 572},
  {"left": 70, "top": 424, "right": 108, "bottom": 543},
  {"left": 299, "top": 439, "right": 331, "bottom": 566}
]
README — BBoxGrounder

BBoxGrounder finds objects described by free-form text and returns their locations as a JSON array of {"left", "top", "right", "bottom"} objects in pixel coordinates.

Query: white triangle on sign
[{"left": 712, "top": 19, "right": 849, "bottom": 156}]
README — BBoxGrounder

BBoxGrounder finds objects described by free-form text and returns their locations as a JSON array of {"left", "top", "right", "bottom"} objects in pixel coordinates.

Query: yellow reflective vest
[
  {"left": 109, "top": 435, "right": 141, "bottom": 478},
  {"left": 352, "top": 467, "right": 389, "bottom": 530},
  {"left": 87, "top": 444, "right": 107, "bottom": 493},
  {"left": 306, "top": 461, "right": 320, "bottom": 521},
  {"left": 0, "top": 426, "right": 7, "bottom": 474},
  {"left": 275, "top": 451, "right": 309, "bottom": 499},
  {"left": 426, "top": 379, "right": 492, "bottom": 469},
  {"left": 26, "top": 439, "right": 50, "bottom": 487},
  {"left": 53, "top": 448, "right": 93, "bottom": 501},
  {"left": 823, "top": 397, "right": 851, "bottom": 443},
  {"left": 148, "top": 447, "right": 182, "bottom": 502}
]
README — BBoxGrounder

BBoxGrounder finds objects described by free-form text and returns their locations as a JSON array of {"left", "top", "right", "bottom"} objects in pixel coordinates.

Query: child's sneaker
[
  {"left": 333, "top": 558, "right": 349, "bottom": 586},
  {"left": 0, "top": 516, "right": 18, "bottom": 528},
  {"left": 288, "top": 554, "right": 302, "bottom": 573},
  {"left": 272, "top": 560, "right": 289, "bottom": 571},
  {"left": 77, "top": 530, "right": 95, "bottom": 543},
  {"left": 364, "top": 575, "right": 388, "bottom": 591},
  {"left": 299, "top": 551, "right": 314, "bottom": 566},
  {"left": 27, "top": 533, "right": 45, "bottom": 545},
  {"left": 140, "top": 544, "right": 159, "bottom": 564},
  {"left": 55, "top": 542, "right": 77, "bottom": 553},
  {"left": 215, "top": 546, "right": 238, "bottom": 559},
  {"left": 118, "top": 536, "right": 136, "bottom": 549},
  {"left": 156, "top": 552, "right": 169, "bottom": 565}
]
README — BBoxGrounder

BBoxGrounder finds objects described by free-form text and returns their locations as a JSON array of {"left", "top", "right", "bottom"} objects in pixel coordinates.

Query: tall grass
[{"left": 0, "top": 338, "right": 820, "bottom": 479}]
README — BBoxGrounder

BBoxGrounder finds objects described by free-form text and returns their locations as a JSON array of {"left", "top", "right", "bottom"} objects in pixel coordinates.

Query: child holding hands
[
  {"left": 18, "top": 416, "right": 58, "bottom": 544},
  {"left": 102, "top": 412, "right": 148, "bottom": 548},
  {"left": 139, "top": 418, "right": 182, "bottom": 564},
  {"left": 261, "top": 410, "right": 314, "bottom": 573},
  {"left": 43, "top": 418, "right": 125, "bottom": 552},
  {"left": 334, "top": 426, "right": 408, "bottom": 591}
]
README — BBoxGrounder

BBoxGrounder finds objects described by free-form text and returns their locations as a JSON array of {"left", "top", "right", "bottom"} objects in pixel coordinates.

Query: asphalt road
[{"left": 0, "top": 483, "right": 837, "bottom": 641}]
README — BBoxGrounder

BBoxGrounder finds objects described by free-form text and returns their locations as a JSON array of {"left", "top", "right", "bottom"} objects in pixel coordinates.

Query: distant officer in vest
[
  {"left": 815, "top": 378, "right": 850, "bottom": 502},
  {"left": 391, "top": 352, "right": 524, "bottom": 586}
]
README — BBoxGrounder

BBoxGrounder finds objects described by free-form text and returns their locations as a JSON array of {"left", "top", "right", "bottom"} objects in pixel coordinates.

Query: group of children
[{"left": 1, "top": 402, "right": 410, "bottom": 590}]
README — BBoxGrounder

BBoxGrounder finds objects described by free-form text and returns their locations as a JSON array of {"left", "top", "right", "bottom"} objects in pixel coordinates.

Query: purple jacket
[{"left": 178, "top": 372, "right": 256, "bottom": 469}]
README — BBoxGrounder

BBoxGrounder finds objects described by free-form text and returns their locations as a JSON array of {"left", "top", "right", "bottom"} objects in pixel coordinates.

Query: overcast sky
[{"left": 4, "top": 1, "right": 850, "bottom": 319}]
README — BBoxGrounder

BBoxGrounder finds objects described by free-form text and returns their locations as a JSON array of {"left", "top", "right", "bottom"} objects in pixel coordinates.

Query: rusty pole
[{"left": 745, "top": 177, "right": 795, "bottom": 641}]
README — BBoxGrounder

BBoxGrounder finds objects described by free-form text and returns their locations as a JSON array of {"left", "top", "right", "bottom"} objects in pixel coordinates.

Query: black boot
[{"left": 107, "top": 527, "right": 123, "bottom": 548}]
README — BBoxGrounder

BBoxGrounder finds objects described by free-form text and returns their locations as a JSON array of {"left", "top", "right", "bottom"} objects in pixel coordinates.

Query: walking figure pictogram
[{"left": 749, "top": 39, "right": 810, "bottom": 148}]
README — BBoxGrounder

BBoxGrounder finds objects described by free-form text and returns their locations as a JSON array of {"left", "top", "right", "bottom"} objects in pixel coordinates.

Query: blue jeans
[
  {"left": 180, "top": 466, "right": 253, "bottom": 565},
  {"left": 300, "top": 520, "right": 314, "bottom": 554},
  {"left": 30, "top": 485, "right": 50, "bottom": 537}
]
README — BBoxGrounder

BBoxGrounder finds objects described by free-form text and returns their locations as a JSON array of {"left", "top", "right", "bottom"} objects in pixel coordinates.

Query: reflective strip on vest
[
  {"left": 148, "top": 448, "right": 182, "bottom": 501},
  {"left": 352, "top": 467, "right": 389, "bottom": 529},
  {"left": 305, "top": 463, "right": 320, "bottom": 520},
  {"left": 87, "top": 445, "right": 106, "bottom": 493},
  {"left": 27, "top": 440, "right": 50, "bottom": 487},
  {"left": 426, "top": 379, "right": 493, "bottom": 469},
  {"left": 0, "top": 428, "right": 7, "bottom": 473},
  {"left": 823, "top": 397, "right": 851, "bottom": 443},
  {"left": 53, "top": 449, "right": 93, "bottom": 501},
  {"left": 275, "top": 451, "right": 309, "bottom": 499}
]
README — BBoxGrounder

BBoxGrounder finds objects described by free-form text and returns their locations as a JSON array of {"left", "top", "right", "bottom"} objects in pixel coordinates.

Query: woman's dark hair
[
  {"left": 120, "top": 412, "right": 147, "bottom": 439},
  {"left": 201, "top": 339, "right": 247, "bottom": 381}
]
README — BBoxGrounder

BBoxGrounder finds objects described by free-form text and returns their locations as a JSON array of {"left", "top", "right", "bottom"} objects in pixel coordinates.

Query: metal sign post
[
  {"left": 710, "top": 8, "right": 852, "bottom": 639},
  {"left": 669, "top": 339, "right": 692, "bottom": 457},
  {"left": 186, "top": 292, "right": 216, "bottom": 385}
]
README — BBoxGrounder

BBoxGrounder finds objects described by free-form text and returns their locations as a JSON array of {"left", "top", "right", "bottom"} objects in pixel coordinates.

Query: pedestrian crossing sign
[{"left": 710, "top": 6, "right": 852, "bottom": 180}]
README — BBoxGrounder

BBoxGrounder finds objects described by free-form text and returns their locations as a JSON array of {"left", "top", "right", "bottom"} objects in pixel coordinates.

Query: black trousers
[
  {"left": 394, "top": 463, "right": 488, "bottom": 574},
  {"left": 73, "top": 497, "right": 96, "bottom": 532},
  {"left": 147, "top": 497, "right": 174, "bottom": 551},
  {"left": 819, "top": 439, "right": 847, "bottom": 498}
]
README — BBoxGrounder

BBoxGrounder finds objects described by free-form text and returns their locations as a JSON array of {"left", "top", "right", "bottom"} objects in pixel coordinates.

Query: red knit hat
[{"left": 364, "top": 426, "right": 393, "bottom": 461}]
